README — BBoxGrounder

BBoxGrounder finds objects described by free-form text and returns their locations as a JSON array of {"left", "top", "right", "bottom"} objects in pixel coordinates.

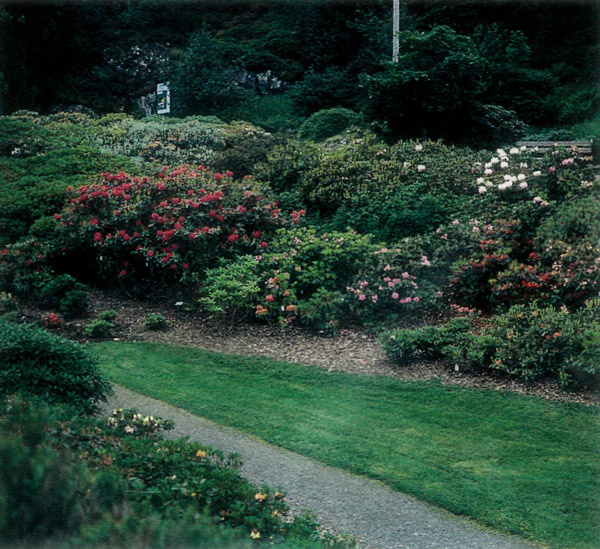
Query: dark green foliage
[
  {"left": 86, "top": 319, "right": 114, "bottom": 339},
  {"left": 381, "top": 299, "right": 600, "bottom": 389},
  {"left": 0, "top": 396, "right": 348, "bottom": 548},
  {"left": 298, "top": 108, "right": 362, "bottom": 142},
  {"left": 0, "top": 402, "right": 91, "bottom": 541},
  {"left": 0, "top": 318, "right": 111, "bottom": 412},
  {"left": 211, "top": 122, "right": 276, "bottom": 177},
  {"left": 144, "top": 313, "right": 169, "bottom": 331},
  {"left": 173, "top": 28, "right": 247, "bottom": 118},
  {"left": 290, "top": 67, "right": 358, "bottom": 116},
  {"left": 40, "top": 274, "right": 88, "bottom": 318},
  {"left": 360, "top": 26, "right": 488, "bottom": 140},
  {"left": 381, "top": 318, "right": 473, "bottom": 363}
]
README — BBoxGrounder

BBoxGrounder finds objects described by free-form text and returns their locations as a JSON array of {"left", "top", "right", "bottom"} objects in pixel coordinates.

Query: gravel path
[{"left": 104, "top": 384, "right": 535, "bottom": 549}]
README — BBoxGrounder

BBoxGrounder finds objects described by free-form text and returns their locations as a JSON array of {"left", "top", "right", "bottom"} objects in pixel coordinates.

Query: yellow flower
[
  {"left": 250, "top": 530, "right": 261, "bottom": 539},
  {"left": 195, "top": 449, "right": 207, "bottom": 459},
  {"left": 254, "top": 493, "right": 266, "bottom": 501}
]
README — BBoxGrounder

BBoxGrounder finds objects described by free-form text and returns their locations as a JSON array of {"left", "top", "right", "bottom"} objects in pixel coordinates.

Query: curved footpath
[{"left": 103, "top": 385, "right": 534, "bottom": 549}]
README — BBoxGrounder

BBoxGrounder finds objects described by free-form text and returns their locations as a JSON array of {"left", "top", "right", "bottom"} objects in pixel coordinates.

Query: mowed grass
[{"left": 95, "top": 341, "right": 600, "bottom": 547}]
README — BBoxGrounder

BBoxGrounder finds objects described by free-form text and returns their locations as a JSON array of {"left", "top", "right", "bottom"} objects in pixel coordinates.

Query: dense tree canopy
[{"left": 0, "top": 0, "right": 597, "bottom": 143}]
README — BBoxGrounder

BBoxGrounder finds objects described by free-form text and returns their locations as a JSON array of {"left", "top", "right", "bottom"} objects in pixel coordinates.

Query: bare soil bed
[{"left": 25, "top": 289, "right": 599, "bottom": 405}]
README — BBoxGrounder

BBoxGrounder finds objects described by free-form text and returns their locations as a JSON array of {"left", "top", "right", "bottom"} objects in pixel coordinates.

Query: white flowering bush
[{"left": 105, "top": 408, "right": 174, "bottom": 439}]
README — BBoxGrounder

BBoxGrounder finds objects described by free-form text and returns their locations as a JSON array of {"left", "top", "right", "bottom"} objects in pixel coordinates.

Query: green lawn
[{"left": 95, "top": 341, "right": 600, "bottom": 548}]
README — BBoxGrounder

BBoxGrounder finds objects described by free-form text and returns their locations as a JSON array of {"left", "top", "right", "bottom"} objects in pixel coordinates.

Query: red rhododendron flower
[
  {"left": 260, "top": 241, "right": 268, "bottom": 249},
  {"left": 214, "top": 173, "right": 223, "bottom": 181},
  {"left": 253, "top": 231, "right": 262, "bottom": 238},
  {"left": 93, "top": 232, "right": 103, "bottom": 242},
  {"left": 146, "top": 250, "right": 154, "bottom": 257},
  {"left": 227, "top": 234, "right": 239, "bottom": 242},
  {"left": 226, "top": 171, "right": 233, "bottom": 177},
  {"left": 265, "top": 294, "right": 274, "bottom": 302}
]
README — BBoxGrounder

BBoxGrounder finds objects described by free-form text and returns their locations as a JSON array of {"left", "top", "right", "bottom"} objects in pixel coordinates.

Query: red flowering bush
[
  {"left": 52, "top": 166, "right": 304, "bottom": 294},
  {"left": 44, "top": 312, "right": 63, "bottom": 329}
]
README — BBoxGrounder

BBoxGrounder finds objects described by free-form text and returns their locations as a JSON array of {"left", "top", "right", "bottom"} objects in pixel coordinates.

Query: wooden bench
[{"left": 515, "top": 139, "right": 593, "bottom": 157}]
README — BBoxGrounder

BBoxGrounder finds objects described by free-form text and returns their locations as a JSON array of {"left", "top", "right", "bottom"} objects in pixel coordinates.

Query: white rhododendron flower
[
  {"left": 490, "top": 157, "right": 500, "bottom": 164},
  {"left": 517, "top": 173, "right": 526, "bottom": 181},
  {"left": 519, "top": 182, "right": 528, "bottom": 189},
  {"left": 417, "top": 164, "right": 426, "bottom": 172},
  {"left": 533, "top": 170, "right": 541, "bottom": 176},
  {"left": 484, "top": 168, "right": 493, "bottom": 175},
  {"left": 509, "top": 147, "right": 520, "bottom": 154},
  {"left": 484, "top": 162, "right": 492, "bottom": 169},
  {"left": 478, "top": 185, "right": 487, "bottom": 194},
  {"left": 500, "top": 161, "right": 509, "bottom": 169},
  {"left": 415, "top": 143, "right": 423, "bottom": 152},
  {"left": 476, "top": 177, "right": 484, "bottom": 184}
]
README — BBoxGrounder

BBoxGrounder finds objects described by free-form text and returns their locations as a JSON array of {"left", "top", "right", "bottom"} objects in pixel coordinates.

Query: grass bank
[{"left": 95, "top": 341, "right": 600, "bottom": 547}]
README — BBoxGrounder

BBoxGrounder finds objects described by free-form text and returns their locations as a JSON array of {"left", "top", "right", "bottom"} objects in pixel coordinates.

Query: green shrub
[
  {"left": 0, "top": 395, "right": 351, "bottom": 549},
  {"left": 97, "top": 309, "right": 119, "bottom": 323},
  {"left": 0, "top": 318, "right": 112, "bottom": 411},
  {"left": 39, "top": 274, "right": 88, "bottom": 317},
  {"left": 86, "top": 319, "right": 114, "bottom": 339},
  {"left": 211, "top": 121, "right": 276, "bottom": 177},
  {"left": 144, "top": 313, "right": 169, "bottom": 331},
  {"left": 381, "top": 300, "right": 600, "bottom": 388},
  {"left": 199, "top": 256, "right": 262, "bottom": 322},
  {"left": 381, "top": 318, "right": 473, "bottom": 364},
  {"left": 298, "top": 107, "right": 362, "bottom": 142},
  {"left": 477, "top": 299, "right": 600, "bottom": 388},
  {"left": 250, "top": 227, "right": 377, "bottom": 330},
  {"left": 0, "top": 427, "right": 90, "bottom": 541}
]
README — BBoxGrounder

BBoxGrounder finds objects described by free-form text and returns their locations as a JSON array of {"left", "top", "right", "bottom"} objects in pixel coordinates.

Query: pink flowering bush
[
  {"left": 346, "top": 246, "right": 443, "bottom": 325},
  {"left": 51, "top": 166, "right": 304, "bottom": 294}
]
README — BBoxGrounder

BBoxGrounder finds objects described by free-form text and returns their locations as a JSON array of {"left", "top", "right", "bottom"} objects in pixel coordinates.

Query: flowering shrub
[
  {"left": 0, "top": 397, "right": 349, "bottom": 548},
  {"left": 105, "top": 408, "right": 174, "bottom": 439},
  {"left": 447, "top": 146, "right": 599, "bottom": 311},
  {"left": 201, "top": 227, "right": 375, "bottom": 330},
  {"left": 346, "top": 245, "right": 443, "bottom": 325},
  {"left": 474, "top": 299, "right": 600, "bottom": 388},
  {"left": 254, "top": 136, "right": 486, "bottom": 241},
  {"left": 52, "top": 166, "right": 303, "bottom": 294},
  {"left": 382, "top": 299, "right": 600, "bottom": 389},
  {"left": 44, "top": 312, "right": 63, "bottom": 329},
  {"left": 249, "top": 227, "right": 376, "bottom": 330}
]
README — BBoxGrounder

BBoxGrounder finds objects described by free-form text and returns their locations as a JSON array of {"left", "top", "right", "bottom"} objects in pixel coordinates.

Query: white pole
[{"left": 393, "top": 0, "right": 399, "bottom": 62}]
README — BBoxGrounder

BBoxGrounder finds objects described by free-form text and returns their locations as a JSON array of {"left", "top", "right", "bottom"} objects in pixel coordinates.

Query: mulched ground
[{"left": 29, "top": 289, "right": 598, "bottom": 406}]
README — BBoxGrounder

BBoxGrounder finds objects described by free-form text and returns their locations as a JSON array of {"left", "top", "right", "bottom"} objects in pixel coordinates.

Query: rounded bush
[
  {"left": 298, "top": 107, "right": 361, "bottom": 142},
  {"left": 0, "top": 318, "right": 111, "bottom": 412}
]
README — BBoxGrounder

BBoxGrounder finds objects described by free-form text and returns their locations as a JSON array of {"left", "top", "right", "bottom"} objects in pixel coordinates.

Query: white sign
[{"left": 157, "top": 82, "right": 171, "bottom": 114}]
